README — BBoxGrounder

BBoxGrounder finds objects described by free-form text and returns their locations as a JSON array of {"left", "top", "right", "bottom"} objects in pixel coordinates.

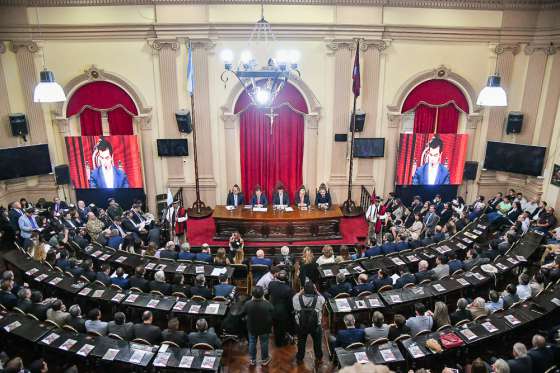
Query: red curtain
[
  {"left": 413, "top": 104, "right": 437, "bottom": 133},
  {"left": 237, "top": 84, "right": 308, "bottom": 200},
  {"left": 437, "top": 104, "right": 459, "bottom": 133},
  {"left": 413, "top": 103, "right": 459, "bottom": 133},
  {"left": 66, "top": 81, "right": 137, "bottom": 136}
]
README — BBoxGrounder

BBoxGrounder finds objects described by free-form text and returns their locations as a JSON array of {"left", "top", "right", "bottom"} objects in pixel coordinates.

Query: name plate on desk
[{"left": 252, "top": 207, "right": 267, "bottom": 212}]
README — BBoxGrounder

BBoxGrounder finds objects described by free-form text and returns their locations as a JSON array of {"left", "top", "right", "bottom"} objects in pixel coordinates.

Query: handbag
[{"left": 439, "top": 332, "right": 465, "bottom": 349}]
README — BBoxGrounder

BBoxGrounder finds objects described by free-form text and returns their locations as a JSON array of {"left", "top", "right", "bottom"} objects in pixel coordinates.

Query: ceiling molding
[{"left": 2, "top": 0, "right": 560, "bottom": 9}]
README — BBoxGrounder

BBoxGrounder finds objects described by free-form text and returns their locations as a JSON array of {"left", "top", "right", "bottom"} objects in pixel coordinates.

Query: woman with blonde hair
[
  {"left": 408, "top": 214, "right": 424, "bottom": 240},
  {"left": 299, "top": 247, "right": 319, "bottom": 287},
  {"left": 431, "top": 301, "right": 451, "bottom": 329},
  {"left": 214, "top": 247, "right": 231, "bottom": 265},
  {"left": 316, "top": 245, "right": 336, "bottom": 266},
  {"left": 32, "top": 236, "right": 48, "bottom": 262},
  {"left": 233, "top": 247, "right": 245, "bottom": 265}
]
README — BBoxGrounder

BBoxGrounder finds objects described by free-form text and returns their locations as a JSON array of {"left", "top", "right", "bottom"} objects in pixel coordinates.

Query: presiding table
[{"left": 213, "top": 205, "right": 344, "bottom": 241}]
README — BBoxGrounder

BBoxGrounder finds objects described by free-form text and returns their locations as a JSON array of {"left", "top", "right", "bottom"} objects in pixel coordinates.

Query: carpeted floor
[{"left": 186, "top": 214, "right": 368, "bottom": 247}]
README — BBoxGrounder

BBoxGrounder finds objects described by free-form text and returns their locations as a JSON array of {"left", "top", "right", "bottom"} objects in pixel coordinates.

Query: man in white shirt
[
  {"left": 524, "top": 197, "right": 539, "bottom": 215},
  {"left": 365, "top": 198, "right": 380, "bottom": 245},
  {"left": 518, "top": 212, "right": 531, "bottom": 234}
]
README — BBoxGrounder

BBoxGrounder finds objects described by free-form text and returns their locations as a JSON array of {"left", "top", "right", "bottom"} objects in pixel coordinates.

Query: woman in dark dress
[{"left": 298, "top": 247, "right": 320, "bottom": 288}]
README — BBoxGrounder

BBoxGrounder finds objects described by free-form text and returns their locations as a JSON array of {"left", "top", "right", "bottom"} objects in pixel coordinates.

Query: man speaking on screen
[
  {"left": 89, "top": 138, "right": 130, "bottom": 188},
  {"left": 412, "top": 135, "right": 450, "bottom": 185}
]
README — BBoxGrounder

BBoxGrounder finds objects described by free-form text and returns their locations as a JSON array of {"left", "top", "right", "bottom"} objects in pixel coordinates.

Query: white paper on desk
[
  {"left": 355, "top": 300, "right": 366, "bottom": 309},
  {"left": 156, "top": 264, "right": 167, "bottom": 271},
  {"left": 457, "top": 278, "right": 469, "bottom": 286},
  {"left": 129, "top": 349, "right": 146, "bottom": 364},
  {"left": 252, "top": 207, "right": 267, "bottom": 212},
  {"left": 353, "top": 266, "right": 365, "bottom": 273},
  {"left": 551, "top": 298, "right": 560, "bottom": 306},
  {"left": 496, "top": 263, "right": 508, "bottom": 271},
  {"left": 176, "top": 264, "right": 187, "bottom": 272},
  {"left": 78, "top": 288, "right": 91, "bottom": 296},
  {"left": 408, "top": 344, "right": 425, "bottom": 358},
  {"left": 368, "top": 298, "right": 381, "bottom": 307},
  {"left": 392, "top": 257, "right": 406, "bottom": 266},
  {"left": 211, "top": 267, "right": 227, "bottom": 276},
  {"left": 49, "top": 277, "right": 62, "bottom": 285},
  {"left": 335, "top": 298, "right": 351, "bottom": 312},
  {"left": 481, "top": 322, "right": 498, "bottom": 333},
  {"left": 243, "top": 205, "right": 252, "bottom": 209},
  {"left": 516, "top": 255, "right": 527, "bottom": 262},
  {"left": 504, "top": 315, "right": 520, "bottom": 325},
  {"left": 225, "top": 205, "right": 235, "bottom": 211},
  {"left": 205, "top": 303, "right": 220, "bottom": 315},
  {"left": 102, "top": 348, "right": 120, "bottom": 361},
  {"left": 354, "top": 351, "right": 368, "bottom": 364},
  {"left": 473, "top": 229, "right": 483, "bottom": 234},
  {"left": 380, "top": 349, "right": 396, "bottom": 362},
  {"left": 179, "top": 355, "right": 195, "bottom": 368},
  {"left": 159, "top": 343, "right": 169, "bottom": 353},
  {"left": 196, "top": 266, "right": 205, "bottom": 274},
  {"left": 99, "top": 254, "right": 111, "bottom": 261},
  {"left": 93, "top": 290, "right": 105, "bottom": 298},
  {"left": 406, "top": 255, "right": 419, "bottom": 262},
  {"left": 125, "top": 294, "right": 139, "bottom": 303},
  {"left": 173, "top": 301, "right": 187, "bottom": 311},
  {"left": 473, "top": 273, "right": 486, "bottom": 280},
  {"left": 284, "top": 207, "right": 294, "bottom": 212},
  {"left": 4, "top": 321, "right": 21, "bottom": 332},
  {"left": 115, "top": 256, "right": 127, "bottom": 263},
  {"left": 188, "top": 304, "right": 201, "bottom": 314},
  {"left": 41, "top": 332, "right": 60, "bottom": 345},
  {"left": 433, "top": 284, "right": 446, "bottom": 292},
  {"left": 147, "top": 299, "right": 160, "bottom": 308},
  {"left": 35, "top": 274, "right": 48, "bottom": 282},
  {"left": 201, "top": 356, "right": 216, "bottom": 369},
  {"left": 322, "top": 269, "right": 333, "bottom": 277},
  {"left": 112, "top": 293, "right": 125, "bottom": 302},
  {"left": 507, "top": 257, "right": 519, "bottom": 265},
  {"left": 25, "top": 268, "right": 39, "bottom": 276},
  {"left": 411, "top": 287, "right": 424, "bottom": 295},
  {"left": 460, "top": 328, "right": 477, "bottom": 340},
  {"left": 91, "top": 250, "right": 102, "bottom": 257},
  {"left": 390, "top": 295, "right": 402, "bottom": 303},
  {"left": 339, "top": 268, "right": 350, "bottom": 276},
  {"left": 76, "top": 344, "right": 94, "bottom": 357},
  {"left": 456, "top": 243, "right": 467, "bottom": 250},
  {"left": 153, "top": 352, "right": 171, "bottom": 367},
  {"left": 145, "top": 263, "right": 156, "bottom": 270},
  {"left": 462, "top": 237, "right": 473, "bottom": 244},
  {"left": 59, "top": 338, "right": 77, "bottom": 351}
]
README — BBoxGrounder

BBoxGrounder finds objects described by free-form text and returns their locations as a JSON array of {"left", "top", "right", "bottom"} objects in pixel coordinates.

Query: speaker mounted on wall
[
  {"left": 463, "top": 161, "right": 478, "bottom": 181},
  {"left": 9, "top": 113, "right": 28, "bottom": 141},
  {"left": 334, "top": 134, "right": 348, "bottom": 142},
  {"left": 506, "top": 112, "right": 523, "bottom": 134},
  {"left": 54, "top": 165, "right": 70, "bottom": 185},
  {"left": 350, "top": 112, "right": 365, "bottom": 132},
  {"left": 175, "top": 110, "right": 192, "bottom": 134}
]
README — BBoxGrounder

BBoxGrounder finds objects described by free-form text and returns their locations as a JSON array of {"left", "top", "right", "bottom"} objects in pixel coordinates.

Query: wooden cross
[{"left": 264, "top": 107, "right": 278, "bottom": 134}]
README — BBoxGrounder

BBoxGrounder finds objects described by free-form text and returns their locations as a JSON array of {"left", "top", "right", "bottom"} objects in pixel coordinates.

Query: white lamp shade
[
  {"left": 477, "top": 75, "right": 507, "bottom": 107},
  {"left": 33, "top": 70, "right": 66, "bottom": 103}
]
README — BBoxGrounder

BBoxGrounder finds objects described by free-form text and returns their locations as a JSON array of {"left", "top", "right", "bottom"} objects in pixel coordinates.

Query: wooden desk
[{"left": 213, "top": 205, "right": 344, "bottom": 241}]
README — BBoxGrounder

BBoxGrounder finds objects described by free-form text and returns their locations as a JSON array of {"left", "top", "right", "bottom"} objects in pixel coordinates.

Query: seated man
[
  {"left": 450, "top": 298, "right": 472, "bottom": 325},
  {"left": 178, "top": 242, "right": 197, "bottom": 261},
  {"left": 187, "top": 318, "right": 222, "bottom": 349},
  {"left": 414, "top": 260, "right": 434, "bottom": 283},
  {"left": 432, "top": 255, "right": 450, "bottom": 280},
  {"left": 447, "top": 252, "right": 464, "bottom": 274},
  {"left": 46, "top": 299, "right": 70, "bottom": 327},
  {"left": 157, "top": 241, "right": 178, "bottom": 260},
  {"left": 162, "top": 317, "right": 188, "bottom": 347},
  {"left": 395, "top": 235, "right": 410, "bottom": 252},
  {"left": 365, "top": 311, "right": 389, "bottom": 343},
  {"left": 405, "top": 303, "right": 433, "bottom": 336},
  {"left": 107, "top": 229, "right": 123, "bottom": 250},
  {"left": 272, "top": 185, "right": 290, "bottom": 206},
  {"left": 432, "top": 225, "right": 446, "bottom": 242},
  {"left": 213, "top": 274, "right": 236, "bottom": 299},
  {"left": 107, "top": 312, "right": 133, "bottom": 340},
  {"left": 327, "top": 273, "right": 352, "bottom": 298},
  {"left": 381, "top": 234, "right": 397, "bottom": 255},
  {"left": 395, "top": 267, "right": 416, "bottom": 289},
  {"left": 67, "top": 305, "right": 86, "bottom": 333},
  {"left": 132, "top": 310, "right": 162, "bottom": 345},
  {"left": 149, "top": 270, "right": 172, "bottom": 295},
  {"left": 191, "top": 274, "right": 213, "bottom": 299},
  {"left": 111, "top": 267, "right": 130, "bottom": 290},
  {"left": 332, "top": 314, "right": 364, "bottom": 348},
  {"left": 95, "top": 264, "right": 112, "bottom": 286},
  {"left": 352, "top": 274, "right": 374, "bottom": 296},
  {"left": 507, "top": 342, "right": 532, "bottom": 373},
  {"left": 251, "top": 249, "right": 273, "bottom": 266},
  {"left": 15, "top": 288, "right": 32, "bottom": 313},
  {"left": 195, "top": 244, "right": 212, "bottom": 263},
  {"left": 85, "top": 308, "right": 108, "bottom": 335},
  {"left": 485, "top": 290, "right": 503, "bottom": 313},
  {"left": 516, "top": 273, "right": 531, "bottom": 300},
  {"left": 365, "top": 243, "right": 383, "bottom": 257},
  {"left": 28, "top": 291, "right": 53, "bottom": 321},
  {"left": 0, "top": 280, "right": 17, "bottom": 310},
  {"left": 54, "top": 250, "right": 71, "bottom": 271},
  {"left": 527, "top": 334, "right": 556, "bottom": 373},
  {"left": 129, "top": 266, "right": 149, "bottom": 292},
  {"left": 463, "top": 248, "right": 489, "bottom": 271},
  {"left": 251, "top": 186, "right": 268, "bottom": 207},
  {"left": 370, "top": 269, "right": 393, "bottom": 291},
  {"left": 226, "top": 184, "right": 245, "bottom": 208}
]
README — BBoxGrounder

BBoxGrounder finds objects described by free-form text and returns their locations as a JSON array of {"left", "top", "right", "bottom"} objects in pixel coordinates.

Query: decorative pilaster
[
  {"left": 148, "top": 38, "right": 185, "bottom": 185},
  {"left": 535, "top": 52, "right": 560, "bottom": 147},
  {"left": 0, "top": 41, "right": 15, "bottom": 148},
  {"left": 135, "top": 113, "right": 157, "bottom": 213},
  {"left": 303, "top": 114, "right": 320, "bottom": 190},
  {"left": 516, "top": 43, "right": 550, "bottom": 144},
  {"left": 486, "top": 43, "right": 519, "bottom": 141},
  {"left": 10, "top": 40, "right": 48, "bottom": 144}
]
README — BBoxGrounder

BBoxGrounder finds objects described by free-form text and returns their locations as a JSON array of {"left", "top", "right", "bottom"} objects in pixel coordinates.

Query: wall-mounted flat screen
[
  {"left": 484, "top": 141, "right": 546, "bottom": 177},
  {"left": 353, "top": 138, "right": 385, "bottom": 158},
  {"left": 0, "top": 144, "right": 52, "bottom": 180}
]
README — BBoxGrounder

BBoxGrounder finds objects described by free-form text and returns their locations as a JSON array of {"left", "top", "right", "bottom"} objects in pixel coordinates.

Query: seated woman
[
  {"left": 250, "top": 185, "right": 268, "bottom": 207},
  {"left": 407, "top": 214, "right": 424, "bottom": 240},
  {"left": 294, "top": 186, "right": 310, "bottom": 208},
  {"left": 315, "top": 183, "right": 332, "bottom": 209}
]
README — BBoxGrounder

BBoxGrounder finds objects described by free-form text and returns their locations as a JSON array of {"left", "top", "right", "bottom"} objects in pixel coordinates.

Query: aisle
[{"left": 186, "top": 215, "right": 368, "bottom": 247}]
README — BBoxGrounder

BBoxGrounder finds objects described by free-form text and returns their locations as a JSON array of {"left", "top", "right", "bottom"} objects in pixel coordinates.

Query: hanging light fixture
[
  {"left": 32, "top": 7, "right": 66, "bottom": 103},
  {"left": 219, "top": 3, "right": 300, "bottom": 108},
  {"left": 477, "top": 74, "right": 507, "bottom": 107}
]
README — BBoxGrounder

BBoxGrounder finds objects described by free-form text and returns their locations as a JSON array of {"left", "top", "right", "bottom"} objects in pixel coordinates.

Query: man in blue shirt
[
  {"left": 333, "top": 314, "right": 365, "bottom": 348},
  {"left": 381, "top": 234, "right": 397, "bottom": 255},
  {"left": 195, "top": 244, "right": 212, "bottom": 263},
  {"left": 365, "top": 244, "right": 382, "bottom": 257},
  {"left": 395, "top": 235, "right": 410, "bottom": 252},
  {"left": 107, "top": 229, "right": 123, "bottom": 250},
  {"left": 213, "top": 274, "right": 236, "bottom": 299},
  {"left": 352, "top": 274, "right": 374, "bottom": 296},
  {"left": 326, "top": 273, "right": 352, "bottom": 298},
  {"left": 447, "top": 252, "right": 464, "bottom": 274},
  {"left": 251, "top": 249, "right": 273, "bottom": 266},
  {"left": 178, "top": 243, "right": 196, "bottom": 261},
  {"left": 111, "top": 267, "right": 130, "bottom": 290}
]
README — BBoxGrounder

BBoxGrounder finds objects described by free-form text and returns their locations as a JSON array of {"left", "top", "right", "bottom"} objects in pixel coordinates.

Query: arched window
[
  {"left": 401, "top": 79, "right": 469, "bottom": 134},
  {"left": 66, "top": 81, "right": 138, "bottom": 136}
]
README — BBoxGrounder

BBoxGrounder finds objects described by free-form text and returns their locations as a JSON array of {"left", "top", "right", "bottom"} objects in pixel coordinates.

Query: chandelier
[{"left": 220, "top": 4, "right": 301, "bottom": 107}]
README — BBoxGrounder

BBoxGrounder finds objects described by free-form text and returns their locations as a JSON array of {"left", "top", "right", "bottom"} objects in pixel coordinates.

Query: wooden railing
[{"left": 360, "top": 185, "right": 371, "bottom": 213}]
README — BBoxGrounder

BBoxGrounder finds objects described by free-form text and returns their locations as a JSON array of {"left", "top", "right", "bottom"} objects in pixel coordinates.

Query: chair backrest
[
  {"left": 473, "top": 314, "right": 487, "bottom": 321},
  {"left": 436, "top": 324, "right": 451, "bottom": 332},
  {"left": 419, "top": 279, "right": 431, "bottom": 285},
  {"left": 393, "top": 334, "right": 411, "bottom": 343},
  {"left": 63, "top": 325, "right": 79, "bottom": 334},
  {"left": 345, "top": 342, "right": 365, "bottom": 350},
  {"left": 130, "top": 287, "right": 144, "bottom": 293},
  {"left": 44, "top": 319, "right": 61, "bottom": 329},
  {"left": 543, "top": 365, "right": 557, "bottom": 373},
  {"left": 451, "top": 269, "right": 464, "bottom": 277},
  {"left": 79, "top": 275, "right": 90, "bottom": 283},
  {"left": 110, "top": 284, "right": 123, "bottom": 291},
  {"left": 87, "top": 330, "right": 102, "bottom": 337},
  {"left": 64, "top": 271, "right": 75, "bottom": 277},
  {"left": 132, "top": 338, "right": 152, "bottom": 346},
  {"left": 54, "top": 266, "right": 63, "bottom": 273},
  {"left": 455, "top": 319, "right": 470, "bottom": 326},
  {"left": 334, "top": 292, "right": 351, "bottom": 299},
  {"left": 13, "top": 307, "right": 25, "bottom": 315},
  {"left": 213, "top": 296, "right": 227, "bottom": 302},
  {"left": 356, "top": 291, "right": 373, "bottom": 298},
  {"left": 378, "top": 285, "right": 393, "bottom": 293},
  {"left": 0, "top": 304, "right": 7, "bottom": 312},
  {"left": 192, "top": 342, "right": 214, "bottom": 351},
  {"left": 403, "top": 283, "right": 416, "bottom": 288},
  {"left": 172, "top": 291, "right": 187, "bottom": 298},
  {"left": 150, "top": 290, "right": 164, "bottom": 296},
  {"left": 491, "top": 308, "right": 504, "bottom": 314},
  {"left": 26, "top": 313, "right": 39, "bottom": 321},
  {"left": 44, "top": 261, "right": 54, "bottom": 270},
  {"left": 251, "top": 264, "right": 270, "bottom": 273},
  {"left": 108, "top": 333, "right": 124, "bottom": 340},
  {"left": 191, "top": 295, "right": 207, "bottom": 302},
  {"left": 414, "top": 329, "right": 431, "bottom": 337},
  {"left": 162, "top": 340, "right": 180, "bottom": 348},
  {"left": 369, "top": 337, "right": 388, "bottom": 347},
  {"left": 92, "top": 280, "right": 106, "bottom": 287}
]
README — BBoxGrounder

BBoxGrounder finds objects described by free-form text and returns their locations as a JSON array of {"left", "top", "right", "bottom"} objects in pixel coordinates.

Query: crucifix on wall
[{"left": 264, "top": 107, "right": 278, "bottom": 134}]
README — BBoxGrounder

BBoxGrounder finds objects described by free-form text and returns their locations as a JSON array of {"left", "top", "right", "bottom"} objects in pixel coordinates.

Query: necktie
[
  {"left": 280, "top": 194, "right": 283, "bottom": 205},
  {"left": 234, "top": 195, "right": 238, "bottom": 206},
  {"left": 29, "top": 216, "right": 37, "bottom": 229}
]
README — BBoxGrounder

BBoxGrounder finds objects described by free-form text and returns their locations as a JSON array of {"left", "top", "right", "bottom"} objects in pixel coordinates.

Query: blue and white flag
[
  {"left": 187, "top": 41, "right": 194, "bottom": 96},
  {"left": 167, "top": 188, "right": 173, "bottom": 206}
]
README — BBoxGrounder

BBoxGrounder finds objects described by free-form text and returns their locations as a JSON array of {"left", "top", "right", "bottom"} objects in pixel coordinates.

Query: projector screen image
[
  {"left": 483, "top": 141, "right": 546, "bottom": 177},
  {"left": 396, "top": 133, "right": 468, "bottom": 185},
  {"left": 65, "top": 135, "right": 143, "bottom": 189}
]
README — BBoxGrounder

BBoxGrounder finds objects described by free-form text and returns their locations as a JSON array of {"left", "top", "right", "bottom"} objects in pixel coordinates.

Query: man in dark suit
[
  {"left": 28, "top": 291, "right": 53, "bottom": 321},
  {"left": 149, "top": 270, "right": 172, "bottom": 295},
  {"left": 226, "top": 184, "right": 245, "bottom": 207},
  {"left": 527, "top": 334, "right": 556, "bottom": 373},
  {"left": 110, "top": 217, "right": 127, "bottom": 238},
  {"left": 272, "top": 185, "right": 290, "bottom": 206},
  {"left": 412, "top": 135, "right": 450, "bottom": 185},
  {"left": 89, "top": 138, "right": 130, "bottom": 188},
  {"left": 111, "top": 267, "right": 130, "bottom": 290},
  {"left": 132, "top": 311, "right": 162, "bottom": 345},
  {"left": 370, "top": 269, "right": 393, "bottom": 291},
  {"left": 395, "top": 235, "right": 410, "bottom": 252},
  {"left": 351, "top": 274, "right": 374, "bottom": 296},
  {"left": 268, "top": 270, "right": 295, "bottom": 346},
  {"left": 51, "top": 197, "right": 69, "bottom": 216},
  {"left": 395, "top": 267, "right": 416, "bottom": 289},
  {"left": 213, "top": 275, "right": 236, "bottom": 299},
  {"left": 15, "top": 287, "right": 32, "bottom": 313},
  {"left": 107, "top": 312, "right": 134, "bottom": 340},
  {"left": 333, "top": 314, "right": 364, "bottom": 348},
  {"left": 423, "top": 205, "right": 439, "bottom": 234},
  {"left": 414, "top": 260, "right": 434, "bottom": 283},
  {"left": 8, "top": 201, "right": 24, "bottom": 231},
  {"left": 0, "top": 280, "right": 17, "bottom": 310},
  {"left": 95, "top": 264, "right": 112, "bottom": 286},
  {"left": 67, "top": 305, "right": 86, "bottom": 333},
  {"left": 162, "top": 317, "right": 188, "bottom": 347},
  {"left": 327, "top": 273, "right": 352, "bottom": 298},
  {"left": 159, "top": 241, "right": 178, "bottom": 260},
  {"left": 187, "top": 318, "right": 222, "bottom": 349},
  {"left": 450, "top": 298, "right": 472, "bottom": 325},
  {"left": 273, "top": 246, "right": 296, "bottom": 269},
  {"left": 507, "top": 342, "right": 533, "bottom": 373},
  {"left": 250, "top": 186, "right": 268, "bottom": 207},
  {"left": 129, "top": 266, "right": 150, "bottom": 292},
  {"left": 190, "top": 274, "right": 213, "bottom": 299}
]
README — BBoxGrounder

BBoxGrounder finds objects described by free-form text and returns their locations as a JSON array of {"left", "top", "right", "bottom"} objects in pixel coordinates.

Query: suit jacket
[
  {"left": 423, "top": 212, "right": 439, "bottom": 229},
  {"left": 122, "top": 218, "right": 139, "bottom": 234},
  {"left": 162, "top": 329, "right": 188, "bottom": 347},
  {"left": 149, "top": 280, "right": 172, "bottom": 296},
  {"left": 294, "top": 193, "right": 310, "bottom": 206},
  {"left": 315, "top": 193, "right": 332, "bottom": 207},
  {"left": 0, "top": 290, "right": 17, "bottom": 310},
  {"left": 111, "top": 276, "right": 130, "bottom": 290},
  {"left": 46, "top": 309, "right": 70, "bottom": 326},
  {"left": 527, "top": 347, "right": 556, "bottom": 373},
  {"left": 352, "top": 282, "right": 375, "bottom": 296},
  {"left": 268, "top": 281, "right": 294, "bottom": 320},
  {"left": 89, "top": 167, "right": 130, "bottom": 188},
  {"left": 107, "top": 321, "right": 134, "bottom": 340},
  {"left": 415, "top": 270, "right": 434, "bottom": 283},
  {"left": 187, "top": 330, "right": 222, "bottom": 349},
  {"left": 226, "top": 192, "right": 245, "bottom": 207},
  {"left": 250, "top": 194, "right": 268, "bottom": 206},
  {"left": 395, "top": 273, "right": 416, "bottom": 289},
  {"left": 8, "top": 208, "right": 24, "bottom": 230},
  {"left": 272, "top": 192, "right": 290, "bottom": 206},
  {"left": 450, "top": 309, "right": 472, "bottom": 325},
  {"left": 29, "top": 302, "right": 51, "bottom": 321},
  {"left": 107, "top": 236, "right": 123, "bottom": 250},
  {"left": 412, "top": 164, "right": 450, "bottom": 185},
  {"left": 67, "top": 317, "right": 86, "bottom": 333},
  {"left": 96, "top": 272, "right": 112, "bottom": 286},
  {"left": 213, "top": 284, "right": 236, "bottom": 299},
  {"left": 129, "top": 276, "right": 150, "bottom": 292},
  {"left": 159, "top": 249, "right": 178, "bottom": 260},
  {"left": 132, "top": 323, "right": 162, "bottom": 345},
  {"left": 507, "top": 356, "right": 532, "bottom": 373},
  {"left": 335, "top": 328, "right": 365, "bottom": 348},
  {"left": 18, "top": 214, "right": 38, "bottom": 239},
  {"left": 190, "top": 285, "right": 212, "bottom": 299}
]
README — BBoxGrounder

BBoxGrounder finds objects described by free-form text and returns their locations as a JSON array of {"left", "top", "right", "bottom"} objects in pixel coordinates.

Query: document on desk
[
  {"left": 284, "top": 207, "right": 294, "bottom": 212},
  {"left": 93, "top": 290, "right": 105, "bottom": 298},
  {"left": 408, "top": 344, "right": 425, "bottom": 358},
  {"left": 129, "top": 349, "right": 146, "bottom": 364},
  {"left": 102, "top": 348, "right": 120, "bottom": 361},
  {"left": 380, "top": 349, "right": 396, "bottom": 362},
  {"left": 481, "top": 322, "right": 498, "bottom": 333},
  {"left": 252, "top": 207, "right": 267, "bottom": 212},
  {"left": 76, "top": 344, "right": 95, "bottom": 357},
  {"left": 335, "top": 298, "right": 351, "bottom": 312},
  {"left": 460, "top": 328, "right": 477, "bottom": 340},
  {"left": 188, "top": 304, "right": 201, "bottom": 314},
  {"left": 125, "top": 294, "right": 139, "bottom": 303},
  {"left": 179, "top": 356, "right": 194, "bottom": 368},
  {"left": 201, "top": 356, "right": 216, "bottom": 369},
  {"left": 211, "top": 267, "right": 227, "bottom": 276},
  {"left": 205, "top": 303, "right": 220, "bottom": 315},
  {"left": 3, "top": 321, "right": 21, "bottom": 332},
  {"left": 147, "top": 299, "right": 160, "bottom": 308},
  {"left": 59, "top": 338, "right": 77, "bottom": 351},
  {"left": 354, "top": 351, "right": 369, "bottom": 364},
  {"left": 41, "top": 332, "right": 60, "bottom": 345},
  {"left": 153, "top": 352, "right": 171, "bottom": 367},
  {"left": 173, "top": 301, "right": 187, "bottom": 311}
]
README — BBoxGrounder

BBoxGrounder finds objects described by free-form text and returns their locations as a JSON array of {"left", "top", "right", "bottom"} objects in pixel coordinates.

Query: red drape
[
  {"left": 236, "top": 83, "right": 308, "bottom": 200},
  {"left": 437, "top": 104, "right": 459, "bottom": 133},
  {"left": 413, "top": 103, "right": 459, "bottom": 133},
  {"left": 66, "top": 81, "right": 137, "bottom": 136},
  {"left": 413, "top": 104, "right": 437, "bottom": 133}
]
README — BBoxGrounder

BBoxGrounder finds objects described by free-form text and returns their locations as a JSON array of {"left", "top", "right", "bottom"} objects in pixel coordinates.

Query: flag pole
[
  {"left": 342, "top": 39, "right": 363, "bottom": 217},
  {"left": 186, "top": 41, "right": 212, "bottom": 218}
]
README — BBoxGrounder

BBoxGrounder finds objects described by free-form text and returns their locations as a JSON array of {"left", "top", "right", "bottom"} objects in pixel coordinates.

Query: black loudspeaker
[
  {"left": 506, "top": 112, "right": 523, "bottom": 134},
  {"left": 9, "top": 113, "right": 28, "bottom": 137},
  {"left": 463, "top": 161, "right": 478, "bottom": 180},
  {"left": 176, "top": 111, "right": 192, "bottom": 133},
  {"left": 334, "top": 134, "right": 348, "bottom": 142},
  {"left": 350, "top": 113, "right": 365, "bottom": 132},
  {"left": 54, "top": 165, "right": 70, "bottom": 185}
]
